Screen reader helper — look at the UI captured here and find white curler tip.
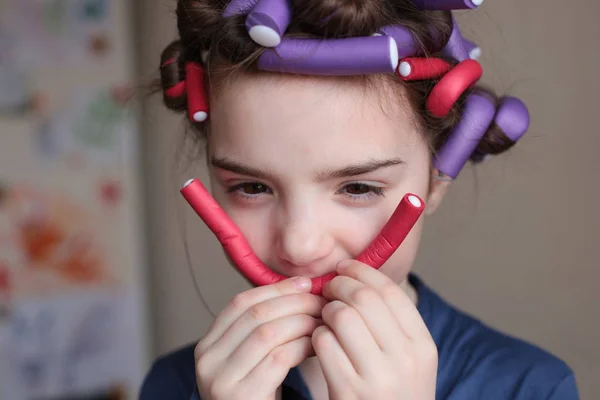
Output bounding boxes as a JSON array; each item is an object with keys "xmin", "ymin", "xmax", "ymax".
[
  {"xmin": 469, "ymin": 47, "xmax": 482, "ymax": 60},
  {"xmin": 408, "ymin": 195, "xmax": 422, "ymax": 208},
  {"xmin": 398, "ymin": 61, "xmax": 412, "ymax": 77},
  {"xmin": 388, "ymin": 37, "xmax": 399, "ymax": 71},
  {"xmin": 248, "ymin": 25, "xmax": 281, "ymax": 47},
  {"xmin": 372, "ymin": 32, "xmax": 383, "ymax": 36},
  {"xmin": 193, "ymin": 111, "xmax": 208, "ymax": 122},
  {"xmin": 183, "ymin": 179, "xmax": 195, "ymax": 188},
  {"xmin": 471, "ymin": 0, "xmax": 484, "ymax": 5},
  {"xmin": 200, "ymin": 51, "xmax": 209, "ymax": 64}
]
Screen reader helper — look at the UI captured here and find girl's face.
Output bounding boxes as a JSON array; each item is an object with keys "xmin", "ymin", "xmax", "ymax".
[{"xmin": 207, "ymin": 73, "xmax": 441, "ymax": 284}]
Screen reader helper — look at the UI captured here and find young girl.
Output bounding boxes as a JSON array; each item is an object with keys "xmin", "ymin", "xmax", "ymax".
[{"xmin": 140, "ymin": 0, "xmax": 579, "ymax": 398}]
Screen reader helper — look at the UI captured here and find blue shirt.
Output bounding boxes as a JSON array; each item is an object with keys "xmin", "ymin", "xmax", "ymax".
[{"xmin": 140, "ymin": 274, "xmax": 579, "ymax": 399}]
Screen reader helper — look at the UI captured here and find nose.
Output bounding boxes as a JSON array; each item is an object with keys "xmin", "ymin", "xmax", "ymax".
[{"xmin": 276, "ymin": 204, "xmax": 334, "ymax": 267}]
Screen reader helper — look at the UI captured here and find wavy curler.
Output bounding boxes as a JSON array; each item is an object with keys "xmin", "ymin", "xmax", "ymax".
[
  {"xmin": 181, "ymin": 178, "xmax": 424, "ymax": 295},
  {"xmin": 426, "ymin": 59, "xmax": 483, "ymax": 117}
]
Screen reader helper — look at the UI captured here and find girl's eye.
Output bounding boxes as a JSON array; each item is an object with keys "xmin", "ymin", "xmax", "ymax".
[
  {"xmin": 340, "ymin": 183, "xmax": 386, "ymax": 200},
  {"xmin": 228, "ymin": 182, "xmax": 272, "ymax": 200}
]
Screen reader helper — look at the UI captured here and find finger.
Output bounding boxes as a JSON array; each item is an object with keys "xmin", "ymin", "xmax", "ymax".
[
  {"xmin": 322, "ymin": 275, "xmax": 405, "ymax": 354},
  {"xmin": 321, "ymin": 300, "xmax": 381, "ymax": 376},
  {"xmin": 222, "ymin": 314, "xmax": 322, "ymax": 382},
  {"xmin": 199, "ymin": 276, "xmax": 312, "ymax": 351},
  {"xmin": 240, "ymin": 336, "xmax": 314, "ymax": 398},
  {"xmin": 209, "ymin": 293, "xmax": 327, "ymax": 361},
  {"xmin": 312, "ymin": 325, "xmax": 357, "ymax": 392},
  {"xmin": 336, "ymin": 260, "xmax": 430, "ymax": 340}
]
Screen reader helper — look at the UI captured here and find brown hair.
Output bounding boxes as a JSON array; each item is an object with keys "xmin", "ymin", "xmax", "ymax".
[{"xmin": 158, "ymin": 0, "xmax": 516, "ymax": 161}]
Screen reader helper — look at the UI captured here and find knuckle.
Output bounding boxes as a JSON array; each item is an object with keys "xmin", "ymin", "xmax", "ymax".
[
  {"xmin": 248, "ymin": 302, "xmax": 269, "ymax": 321},
  {"xmin": 399, "ymin": 354, "xmax": 417, "ymax": 374},
  {"xmin": 269, "ymin": 346, "xmax": 291, "ymax": 368},
  {"xmin": 255, "ymin": 322, "xmax": 276, "ymax": 343},
  {"xmin": 230, "ymin": 292, "xmax": 249, "ymax": 311},
  {"xmin": 351, "ymin": 286, "xmax": 379, "ymax": 306}
]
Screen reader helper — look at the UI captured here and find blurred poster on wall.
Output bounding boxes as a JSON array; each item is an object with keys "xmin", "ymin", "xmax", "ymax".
[
  {"xmin": 0, "ymin": 0, "xmax": 112, "ymax": 68},
  {"xmin": 0, "ymin": 1, "xmax": 149, "ymax": 399}
]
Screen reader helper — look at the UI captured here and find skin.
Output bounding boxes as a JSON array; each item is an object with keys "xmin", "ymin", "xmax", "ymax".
[{"xmin": 194, "ymin": 72, "xmax": 449, "ymax": 400}]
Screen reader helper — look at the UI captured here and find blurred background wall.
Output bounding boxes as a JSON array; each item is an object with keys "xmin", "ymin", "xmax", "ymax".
[
  {"xmin": 0, "ymin": 0, "xmax": 597, "ymax": 399},
  {"xmin": 0, "ymin": 1, "xmax": 150, "ymax": 399}
]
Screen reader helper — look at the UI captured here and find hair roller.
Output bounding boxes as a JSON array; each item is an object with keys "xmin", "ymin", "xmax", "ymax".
[
  {"xmin": 257, "ymin": 36, "xmax": 399, "ymax": 75},
  {"xmin": 409, "ymin": 0, "xmax": 484, "ymax": 10},
  {"xmin": 434, "ymin": 92, "xmax": 496, "ymax": 178},
  {"xmin": 185, "ymin": 63, "xmax": 209, "ymax": 122},
  {"xmin": 441, "ymin": 17, "xmax": 469, "ymax": 61},
  {"xmin": 494, "ymin": 96, "xmax": 530, "ymax": 142},
  {"xmin": 426, "ymin": 59, "xmax": 483, "ymax": 117},
  {"xmin": 246, "ymin": 0, "xmax": 292, "ymax": 47},
  {"xmin": 463, "ymin": 38, "xmax": 481, "ymax": 60},
  {"xmin": 223, "ymin": 0, "xmax": 258, "ymax": 17}
]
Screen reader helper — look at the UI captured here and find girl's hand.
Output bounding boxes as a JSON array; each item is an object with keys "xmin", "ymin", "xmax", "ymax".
[
  {"xmin": 195, "ymin": 277, "xmax": 326, "ymax": 400},
  {"xmin": 313, "ymin": 260, "xmax": 438, "ymax": 400}
]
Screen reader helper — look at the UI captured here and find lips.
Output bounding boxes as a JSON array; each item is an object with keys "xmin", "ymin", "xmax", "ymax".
[{"xmin": 181, "ymin": 178, "xmax": 424, "ymax": 295}]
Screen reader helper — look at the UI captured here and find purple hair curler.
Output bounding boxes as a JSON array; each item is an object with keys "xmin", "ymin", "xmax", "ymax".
[
  {"xmin": 494, "ymin": 96, "xmax": 530, "ymax": 142},
  {"xmin": 246, "ymin": 0, "xmax": 292, "ymax": 47},
  {"xmin": 257, "ymin": 36, "xmax": 399, "ymax": 75},
  {"xmin": 223, "ymin": 0, "xmax": 257, "ymax": 17},
  {"xmin": 442, "ymin": 18, "xmax": 469, "ymax": 61},
  {"xmin": 378, "ymin": 25, "xmax": 418, "ymax": 59},
  {"xmin": 433, "ymin": 92, "xmax": 495, "ymax": 179},
  {"xmin": 410, "ymin": 0, "xmax": 483, "ymax": 10},
  {"xmin": 463, "ymin": 38, "xmax": 482, "ymax": 60}
]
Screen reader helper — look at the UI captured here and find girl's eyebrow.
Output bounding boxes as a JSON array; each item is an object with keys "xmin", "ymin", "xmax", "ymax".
[
  {"xmin": 211, "ymin": 157, "xmax": 404, "ymax": 182},
  {"xmin": 315, "ymin": 158, "xmax": 404, "ymax": 182}
]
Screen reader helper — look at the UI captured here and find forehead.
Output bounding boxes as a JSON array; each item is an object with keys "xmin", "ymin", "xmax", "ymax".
[{"xmin": 209, "ymin": 73, "xmax": 424, "ymax": 164}]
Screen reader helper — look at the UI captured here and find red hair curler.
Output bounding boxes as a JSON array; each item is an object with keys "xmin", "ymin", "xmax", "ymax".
[
  {"xmin": 181, "ymin": 178, "xmax": 424, "ymax": 295},
  {"xmin": 397, "ymin": 57, "xmax": 452, "ymax": 81},
  {"xmin": 426, "ymin": 59, "xmax": 482, "ymax": 118},
  {"xmin": 185, "ymin": 62, "xmax": 209, "ymax": 122}
]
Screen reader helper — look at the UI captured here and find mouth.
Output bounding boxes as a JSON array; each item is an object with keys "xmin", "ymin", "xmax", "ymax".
[{"xmin": 181, "ymin": 178, "xmax": 424, "ymax": 295}]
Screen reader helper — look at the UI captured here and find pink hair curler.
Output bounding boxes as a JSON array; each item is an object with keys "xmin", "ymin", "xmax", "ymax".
[
  {"xmin": 185, "ymin": 63, "xmax": 209, "ymax": 122},
  {"xmin": 180, "ymin": 178, "xmax": 425, "ymax": 295},
  {"xmin": 426, "ymin": 59, "xmax": 482, "ymax": 118},
  {"xmin": 397, "ymin": 57, "xmax": 452, "ymax": 81}
]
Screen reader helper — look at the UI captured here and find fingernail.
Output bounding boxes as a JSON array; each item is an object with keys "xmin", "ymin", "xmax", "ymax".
[
  {"xmin": 336, "ymin": 259, "xmax": 353, "ymax": 271},
  {"xmin": 294, "ymin": 276, "xmax": 311, "ymax": 291}
]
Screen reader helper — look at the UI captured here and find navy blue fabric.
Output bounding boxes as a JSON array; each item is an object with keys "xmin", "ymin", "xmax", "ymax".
[{"xmin": 140, "ymin": 274, "xmax": 579, "ymax": 399}]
